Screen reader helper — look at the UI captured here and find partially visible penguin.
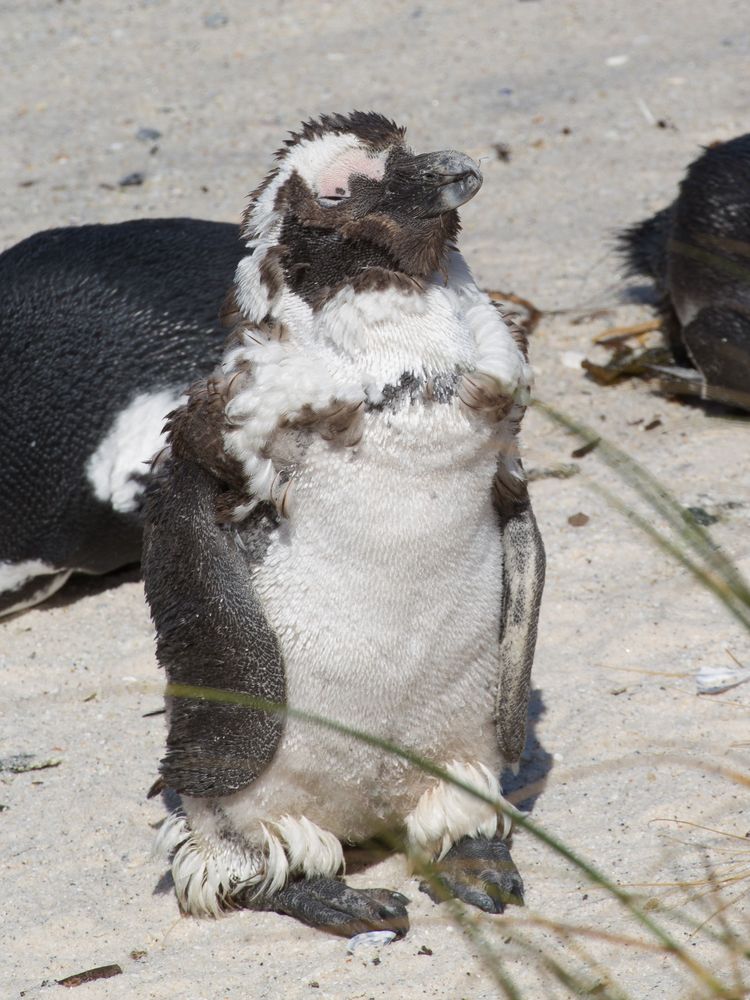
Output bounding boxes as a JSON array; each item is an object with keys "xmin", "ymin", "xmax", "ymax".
[
  {"xmin": 0, "ymin": 218, "xmax": 244, "ymax": 615},
  {"xmin": 620, "ymin": 133, "xmax": 750, "ymax": 410},
  {"xmin": 143, "ymin": 111, "xmax": 545, "ymax": 936}
]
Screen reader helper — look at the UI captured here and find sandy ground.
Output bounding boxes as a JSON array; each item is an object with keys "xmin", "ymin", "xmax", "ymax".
[{"xmin": 2, "ymin": 1, "xmax": 750, "ymax": 997}]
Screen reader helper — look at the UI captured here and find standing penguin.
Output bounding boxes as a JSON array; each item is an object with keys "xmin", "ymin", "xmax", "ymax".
[
  {"xmin": 144, "ymin": 111, "xmax": 545, "ymax": 936},
  {"xmin": 620, "ymin": 134, "xmax": 750, "ymax": 410},
  {"xmin": 0, "ymin": 218, "xmax": 243, "ymax": 615}
]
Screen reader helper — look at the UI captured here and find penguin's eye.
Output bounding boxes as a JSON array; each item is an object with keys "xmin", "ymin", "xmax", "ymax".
[{"xmin": 318, "ymin": 187, "xmax": 350, "ymax": 208}]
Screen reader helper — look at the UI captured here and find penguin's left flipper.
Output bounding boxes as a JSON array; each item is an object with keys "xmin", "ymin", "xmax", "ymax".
[
  {"xmin": 242, "ymin": 877, "xmax": 410, "ymax": 938},
  {"xmin": 419, "ymin": 834, "xmax": 524, "ymax": 913},
  {"xmin": 493, "ymin": 473, "xmax": 546, "ymax": 765},
  {"xmin": 143, "ymin": 455, "xmax": 285, "ymax": 797},
  {"xmin": 681, "ymin": 306, "xmax": 750, "ymax": 411}
]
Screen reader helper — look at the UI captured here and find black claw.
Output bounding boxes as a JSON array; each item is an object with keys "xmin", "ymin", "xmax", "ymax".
[
  {"xmin": 419, "ymin": 835, "xmax": 524, "ymax": 915},
  {"xmin": 245, "ymin": 877, "xmax": 410, "ymax": 938}
]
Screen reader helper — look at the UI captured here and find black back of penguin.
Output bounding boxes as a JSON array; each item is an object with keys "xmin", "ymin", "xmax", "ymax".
[
  {"xmin": 619, "ymin": 134, "xmax": 750, "ymax": 404},
  {"xmin": 0, "ymin": 217, "xmax": 244, "ymax": 605}
]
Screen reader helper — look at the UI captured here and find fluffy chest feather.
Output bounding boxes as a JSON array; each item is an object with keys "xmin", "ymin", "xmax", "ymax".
[
  {"xmin": 251, "ymin": 399, "xmax": 506, "ymax": 719},
  {"xmin": 221, "ymin": 268, "xmax": 527, "ymax": 752}
]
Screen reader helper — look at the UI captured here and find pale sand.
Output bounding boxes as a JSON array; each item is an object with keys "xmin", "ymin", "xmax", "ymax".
[{"xmin": 2, "ymin": 2, "xmax": 749, "ymax": 997}]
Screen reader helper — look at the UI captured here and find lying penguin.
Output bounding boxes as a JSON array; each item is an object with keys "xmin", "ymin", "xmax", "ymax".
[
  {"xmin": 620, "ymin": 133, "xmax": 750, "ymax": 410},
  {"xmin": 0, "ymin": 217, "xmax": 244, "ymax": 615},
  {"xmin": 144, "ymin": 111, "xmax": 545, "ymax": 936}
]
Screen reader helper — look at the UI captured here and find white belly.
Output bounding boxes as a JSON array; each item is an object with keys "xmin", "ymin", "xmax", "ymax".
[{"xmin": 215, "ymin": 399, "xmax": 506, "ymax": 842}]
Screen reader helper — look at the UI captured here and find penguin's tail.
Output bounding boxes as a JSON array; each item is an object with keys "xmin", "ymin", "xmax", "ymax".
[{"xmin": 617, "ymin": 204, "xmax": 674, "ymax": 285}]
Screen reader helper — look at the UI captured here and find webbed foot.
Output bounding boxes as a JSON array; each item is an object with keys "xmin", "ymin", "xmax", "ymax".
[
  {"xmin": 419, "ymin": 835, "xmax": 524, "ymax": 914},
  {"xmin": 244, "ymin": 877, "xmax": 410, "ymax": 937}
]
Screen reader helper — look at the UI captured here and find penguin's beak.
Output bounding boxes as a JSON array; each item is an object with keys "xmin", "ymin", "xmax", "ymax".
[{"xmin": 411, "ymin": 150, "xmax": 483, "ymax": 217}]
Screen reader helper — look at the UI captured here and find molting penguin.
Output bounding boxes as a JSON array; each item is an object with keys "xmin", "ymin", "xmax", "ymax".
[
  {"xmin": 143, "ymin": 111, "xmax": 545, "ymax": 936},
  {"xmin": 620, "ymin": 133, "xmax": 750, "ymax": 411},
  {"xmin": 0, "ymin": 218, "xmax": 244, "ymax": 615}
]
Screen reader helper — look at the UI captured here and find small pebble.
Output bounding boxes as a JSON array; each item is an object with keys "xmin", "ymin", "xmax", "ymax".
[
  {"xmin": 561, "ymin": 350, "xmax": 586, "ymax": 370},
  {"xmin": 695, "ymin": 665, "xmax": 750, "ymax": 695},
  {"xmin": 136, "ymin": 127, "xmax": 161, "ymax": 142},
  {"xmin": 492, "ymin": 142, "xmax": 511, "ymax": 162},
  {"xmin": 204, "ymin": 12, "xmax": 228, "ymax": 28},
  {"xmin": 346, "ymin": 930, "xmax": 397, "ymax": 955},
  {"xmin": 685, "ymin": 506, "xmax": 718, "ymax": 526},
  {"xmin": 568, "ymin": 512, "xmax": 590, "ymax": 527},
  {"xmin": 119, "ymin": 172, "xmax": 145, "ymax": 187}
]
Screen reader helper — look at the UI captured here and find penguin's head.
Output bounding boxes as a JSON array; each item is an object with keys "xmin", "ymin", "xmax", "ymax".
[{"xmin": 240, "ymin": 111, "xmax": 482, "ymax": 308}]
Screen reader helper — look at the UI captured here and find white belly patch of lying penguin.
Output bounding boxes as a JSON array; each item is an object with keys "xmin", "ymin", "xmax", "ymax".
[{"xmin": 86, "ymin": 389, "xmax": 184, "ymax": 514}]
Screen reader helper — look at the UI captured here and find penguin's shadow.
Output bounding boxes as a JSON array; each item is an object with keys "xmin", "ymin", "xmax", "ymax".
[
  {"xmin": 41, "ymin": 563, "xmax": 142, "ymax": 611},
  {"xmin": 619, "ymin": 282, "xmax": 661, "ymax": 307},
  {"xmin": 502, "ymin": 688, "xmax": 553, "ymax": 814}
]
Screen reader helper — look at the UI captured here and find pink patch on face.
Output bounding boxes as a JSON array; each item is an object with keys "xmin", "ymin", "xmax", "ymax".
[{"xmin": 317, "ymin": 149, "xmax": 386, "ymax": 198}]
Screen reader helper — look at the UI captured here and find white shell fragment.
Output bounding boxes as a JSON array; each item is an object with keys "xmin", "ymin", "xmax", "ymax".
[
  {"xmin": 346, "ymin": 930, "xmax": 397, "ymax": 955},
  {"xmin": 695, "ymin": 665, "xmax": 750, "ymax": 695}
]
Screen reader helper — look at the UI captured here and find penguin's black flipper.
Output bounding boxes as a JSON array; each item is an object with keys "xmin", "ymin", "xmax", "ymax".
[
  {"xmin": 143, "ymin": 456, "xmax": 285, "ymax": 798},
  {"xmin": 682, "ymin": 306, "xmax": 750, "ymax": 411},
  {"xmin": 492, "ymin": 473, "xmax": 546, "ymax": 766}
]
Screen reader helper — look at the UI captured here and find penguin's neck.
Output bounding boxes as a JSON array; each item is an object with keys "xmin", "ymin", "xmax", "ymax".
[{"xmin": 234, "ymin": 247, "xmax": 485, "ymax": 387}]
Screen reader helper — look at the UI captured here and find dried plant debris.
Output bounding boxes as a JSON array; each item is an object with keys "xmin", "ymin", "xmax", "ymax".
[
  {"xmin": 527, "ymin": 463, "xmax": 580, "ymax": 482},
  {"xmin": 486, "ymin": 289, "xmax": 543, "ymax": 334},
  {"xmin": 583, "ymin": 333, "xmax": 750, "ymax": 409},
  {"xmin": 571, "ymin": 437, "xmax": 600, "ymax": 459},
  {"xmin": 649, "ymin": 364, "xmax": 750, "ymax": 410},
  {"xmin": 592, "ymin": 319, "xmax": 663, "ymax": 345},
  {"xmin": 0, "ymin": 753, "xmax": 62, "ymax": 774},
  {"xmin": 57, "ymin": 964, "xmax": 123, "ymax": 988},
  {"xmin": 582, "ymin": 344, "xmax": 673, "ymax": 385}
]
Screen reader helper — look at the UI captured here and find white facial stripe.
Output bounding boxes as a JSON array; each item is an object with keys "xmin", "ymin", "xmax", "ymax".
[
  {"xmin": 317, "ymin": 148, "xmax": 386, "ymax": 198},
  {"xmin": 246, "ymin": 133, "xmax": 389, "ymax": 240}
]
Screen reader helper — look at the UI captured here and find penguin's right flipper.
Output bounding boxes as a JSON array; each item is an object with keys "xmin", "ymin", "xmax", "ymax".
[
  {"xmin": 143, "ymin": 456, "xmax": 285, "ymax": 798},
  {"xmin": 242, "ymin": 877, "xmax": 409, "ymax": 938},
  {"xmin": 681, "ymin": 306, "xmax": 750, "ymax": 411},
  {"xmin": 492, "ymin": 473, "xmax": 546, "ymax": 766}
]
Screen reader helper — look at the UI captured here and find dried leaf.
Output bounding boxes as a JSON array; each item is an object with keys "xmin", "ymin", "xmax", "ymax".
[
  {"xmin": 582, "ymin": 345, "xmax": 672, "ymax": 385},
  {"xmin": 57, "ymin": 964, "xmax": 122, "ymax": 988},
  {"xmin": 0, "ymin": 754, "xmax": 62, "ymax": 774}
]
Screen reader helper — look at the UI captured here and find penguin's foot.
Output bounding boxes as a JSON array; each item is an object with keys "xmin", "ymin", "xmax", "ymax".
[
  {"xmin": 419, "ymin": 835, "xmax": 524, "ymax": 914},
  {"xmin": 246, "ymin": 877, "xmax": 410, "ymax": 938}
]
